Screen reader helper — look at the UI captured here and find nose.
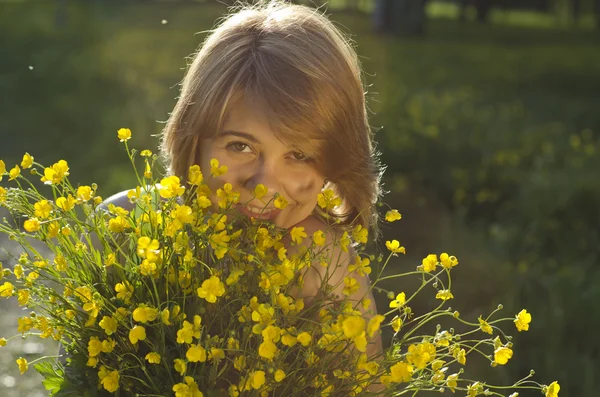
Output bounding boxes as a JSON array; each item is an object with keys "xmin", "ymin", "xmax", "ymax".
[{"xmin": 242, "ymin": 157, "xmax": 282, "ymax": 201}]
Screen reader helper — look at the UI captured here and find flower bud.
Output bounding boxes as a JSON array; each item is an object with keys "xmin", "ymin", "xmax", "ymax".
[
  {"xmin": 453, "ymin": 311, "xmax": 460, "ymax": 318},
  {"xmin": 497, "ymin": 304, "xmax": 503, "ymax": 310}
]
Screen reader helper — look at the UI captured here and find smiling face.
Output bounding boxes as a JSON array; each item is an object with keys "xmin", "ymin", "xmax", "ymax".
[{"xmin": 199, "ymin": 97, "xmax": 326, "ymax": 229}]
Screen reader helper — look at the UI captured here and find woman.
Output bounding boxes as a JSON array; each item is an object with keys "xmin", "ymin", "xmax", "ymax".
[{"xmin": 104, "ymin": 0, "xmax": 385, "ymax": 392}]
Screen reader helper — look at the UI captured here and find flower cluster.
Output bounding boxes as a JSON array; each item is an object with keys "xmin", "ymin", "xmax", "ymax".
[{"xmin": 0, "ymin": 130, "xmax": 558, "ymax": 396}]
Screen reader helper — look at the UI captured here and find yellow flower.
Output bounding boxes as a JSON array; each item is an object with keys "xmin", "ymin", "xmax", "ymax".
[
  {"xmin": 210, "ymin": 158, "xmax": 228, "ymax": 177},
  {"xmin": 478, "ymin": 316, "xmax": 493, "ymax": 334},
  {"xmin": 248, "ymin": 370, "xmax": 266, "ymax": 390},
  {"xmin": 16, "ymin": 357, "xmax": 28, "ymax": 374},
  {"xmin": 514, "ymin": 309, "xmax": 532, "ymax": 332},
  {"xmin": 56, "ymin": 194, "xmax": 76, "ymax": 211},
  {"xmin": 274, "ymin": 194, "xmax": 288, "ymax": 209},
  {"xmin": 209, "ymin": 348, "xmax": 225, "ymax": 362},
  {"xmin": 367, "ymin": 314, "xmax": 385, "ymax": 338},
  {"xmin": 440, "ymin": 253, "xmax": 459, "ymax": 269},
  {"xmin": 115, "ymin": 281, "xmax": 133, "ymax": 303},
  {"xmin": 76, "ymin": 186, "xmax": 93, "ymax": 202},
  {"xmin": 389, "ymin": 361, "xmax": 413, "ymax": 383},
  {"xmin": 17, "ymin": 290, "xmax": 29, "ymax": 306},
  {"xmin": 352, "ymin": 224, "xmax": 368, "ymax": 244},
  {"xmin": 342, "ymin": 277, "xmax": 359, "ymax": 296},
  {"xmin": 290, "ymin": 226, "xmax": 307, "ymax": 244},
  {"xmin": 133, "ymin": 305, "xmax": 158, "ymax": 323},
  {"xmin": 254, "ymin": 184, "xmax": 268, "ymax": 199},
  {"xmin": 187, "ymin": 344, "xmax": 207, "ymax": 362},
  {"xmin": 101, "ymin": 338, "xmax": 116, "ymax": 353},
  {"xmin": 101, "ymin": 369, "xmax": 120, "ymax": 392},
  {"xmin": 21, "ymin": 153, "xmax": 34, "ymax": 169},
  {"xmin": 297, "ymin": 332, "xmax": 312, "ymax": 346},
  {"xmin": 312, "ymin": 230, "xmax": 326, "ymax": 246},
  {"xmin": 342, "ymin": 316, "xmax": 366, "ymax": 339},
  {"xmin": 40, "ymin": 160, "xmax": 69, "ymax": 185},
  {"xmin": 23, "ymin": 218, "xmax": 41, "ymax": 232},
  {"xmin": 188, "ymin": 165, "xmax": 203, "ymax": 185},
  {"xmin": 144, "ymin": 160, "xmax": 152, "ymax": 179},
  {"xmin": 99, "ymin": 316, "xmax": 118, "ymax": 335},
  {"xmin": 0, "ymin": 160, "xmax": 5, "ymax": 180},
  {"xmin": 421, "ymin": 254, "xmax": 438, "ymax": 272},
  {"xmin": 274, "ymin": 369, "xmax": 286, "ymax": 382},
  {"xmin": 0, "ymin": 186, "xmax": 6, "ymax": 203},
  {"xmin": 33, "ymin": 200, "xmax": 52, "ymax": 219},
  {"xmin": 129, "ymin": 325, "xmax": 146, "ymax": 344},
  {"xmin": 386, "ymin": 240, "xmax": 406, "ymax": 254},
  {"xmin": 209, "ymin": 230, "xmax": 230, "ymax": 259},
  {"xmin": 391, "ymin": 316, "xmax": 403, "ymax": 333},
  {"xmin": 545, "ymin": 381, "xmax": 560, "ymax": 397},
  {"xmin": 385, "ymin": 209, "xmax": 402, "ymax": 222},
  {"xmin": 258, "ymin": 340, "xmax": 277, "ymax": 359},
  {"xmin": 317, "ymin": 189, "xmax": 341, "ymax": 211},
  {"xmin": 348, "ymin": 256, "xmax": 371, "ymax": 277},
  {"xmin": 108, "ymin": 216, "xmax": 129, "ymax": 233},
  {"xmin": 174, "ymin": 358, "xmax": 187, "ymax": 376},
  {"xmin": 436, "ymin": 289, "xmax": 454, "ymax": 301},
  {"xmin": 88, "ymin": 337, "xmax": 103, "ymax": 357},
  {"xmin": 2, "ymin": 281, "xmax": 16, "ymax": 297},
  {"xmin": 141, "ymin": 149, "xmax": 153, "ymax": 157},
  {"xmin": 0, "ymin": 338, "xmax": 7, "ymax": 347},
  {"xmin": 407, "ymin": 342, "xmax": 436, "ymax": 369},
  {"xmin": 446, "ymin": 373, "xmax": 459, "ymax": 392},
  {"xmin": 494, "ymin": 346, "xmax": 513, "ymax": 365},
  {"xmin": 389, "ymin": 292, "xmax": 406, "ymax": 308},
  {"xmin": 455, "ymin": 348, "xmax": 466, "ymax": 365},
  {"xmin": 197, "ymin": 276, "xmax": 225, "ymax": 303},
  {"xmin": 117, "ymin": 128, "xmax": 132, "ymax": 142},
  {"xmin": 159, "ymin": 176, "xmax": 185, "ymax": 198},
  {"xmin": 9, "ymin": 165, "xmax": 20, "ymax": 180},
  {"xmin": 145, "ymin": 352, "xmax": 161, "ymax": 364}
]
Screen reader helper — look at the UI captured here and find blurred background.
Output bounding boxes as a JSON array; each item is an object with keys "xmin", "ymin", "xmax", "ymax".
[{"xmin": 1, "ymin": 0, "xmax": 599, "ymax": 396}]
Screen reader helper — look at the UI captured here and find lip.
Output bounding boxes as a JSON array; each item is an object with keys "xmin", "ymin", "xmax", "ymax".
[{"xmin": 236, "ymin": 204, "xmax": 281, "ymax": 220}]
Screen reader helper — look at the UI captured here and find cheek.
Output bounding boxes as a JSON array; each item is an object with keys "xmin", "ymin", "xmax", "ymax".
[{"xmin": 285, "ymin": 172, "xmax": 323, "ymax": 206}]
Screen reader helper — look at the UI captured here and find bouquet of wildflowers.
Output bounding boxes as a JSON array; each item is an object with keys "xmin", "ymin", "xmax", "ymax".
[{"xmin": 0, "ymin": 129, "xmax": 560, "ymax": 397}]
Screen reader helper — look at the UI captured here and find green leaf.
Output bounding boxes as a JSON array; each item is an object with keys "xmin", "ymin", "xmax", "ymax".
[{"xmin": 34, "ymin": 361, "xmax": 64, "ymax": 395}]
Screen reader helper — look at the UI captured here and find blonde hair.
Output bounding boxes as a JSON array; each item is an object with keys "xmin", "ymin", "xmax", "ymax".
[{"xmin": 160, "ymin": 0, "xmax": 382, "ymax": 233}]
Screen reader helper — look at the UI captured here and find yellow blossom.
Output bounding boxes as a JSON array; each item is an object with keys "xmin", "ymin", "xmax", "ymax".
[
  {"xmin": 436, "ymin": 289, "xmax": 454, "ymax": 301},
  {"xmin": 248, "ymin": 370, "xmax": 266, "ymax": 390},
  {"xmin": 385, "ymin": 209, "xmax": 402, "ymax": 222},
  {"xmin": 514, "ymin": 309, "xmax": 532, "ymax": 332},
  {"xmin": 342, "ymin": 276, "xmax": 359, "ymax": 296},
  {"xmin": 16, "ymin": 357, "xmax": 28, "ymax": 374},
  {"xmin": 297, "ymin": 332, "xmax": 312, "ymax": 346},
  {"xmin": 440, "ymin": 253, "xmax": 459, "ymax": 269},
  {"xmin": 9, "ymin": 165, "xmax": 20, "ymax": 180},
  {"xmin": 0, "ymin": 186, "xmax": 6, "ymax": 203},
  {"xmin": 389, "ymin": 361, "xmax": 413, "ymax": 383},
  {"xmin": 56, "ymin": 194, "xmax": 76, "ymax": 211},
  {"xmin": 88, "ymin": 337, "xmax": 103, "ymax": 357},
  {"xmin": 274, "ymin": 194, "xmax": 288, "ymax": 209},
  {"xmin": 159, "ymin": 176, "xmax": 185, "ymax": 198},
  {"xmin": 494, "ymin": 346, "xmax": 513, "ymax": 365},
  {"xmin": 312, "ymin": 230, "xmax": 326, "ymax": 246},
  {"xmin": 197, "ymin": 276, "xmax": 225, "ymax": 303},
  {"xmin": 478, "ymin": 316, "xmax": 493, "ymax": 334},
  {"xmin": 209, "ymin": 348, "xmax": 225, "ymax": 362},
  {"xmin": 392, "ymin": 316, "xmax": 403, "ymax": 332},
  {"xmin": 0, "ymin": 281, "xmax": 15, "ymax": 298},
  {"xmin": 258, "ymin": 340, "xmax": 277, "ymax": 359},
  {"xmin": 421, "ymin": 254, "xmax": 438, "ymax": 272},
  {"xmin": 386, "ymin": 239, "xmax": 406, "ymax": 254},
  {"xmin": 101, "ymin": 369, "xmax": 120, "ymax": 392},
  {"xmin": 455, "ymin": 348, "xmax": 466, "ymax": 365},
  {"xmin": 447, "ymin": 373, "xmax": 459, "ymax": 392},
  {"xmin": 108, "ymin": 216, "xmax": 129, "ymax": 233},
  {"xmin": 545, "ymin": 381, "xmax": 560, "ymax": 397},
  {"xmin": 188, "ymin": 165, "xmax": 203, "ymax": 185},
  {"xmin": 40, "ymin": 160, "xmax": 69, "ymax": 185},
  {"xmin": 407, "ymin": 342, "xmax": 436, "ymax": 369},
  {"xmin": 367, "ymin": 314, "xmax": 385, "ymax": 337},
  {"xmin": 342, "ymin": 316, "xmax": 365, "ymax": 339},
  {"xmin": 209, "ymin": 230, "xmax": 230, "ymax": 259},
  {"xmin": 174, "ymin": 358, "xmax": 187, "ymax": 376},
  {"xmin": 352, "ymin": 224, "xmax": 368, "ymax": 244},
  {"xmin": 389, "ymin": 292, "xmax": 406, "ymax": 308},
  {"xmin": 99, "ymin": 316, "xmax": 118, "ymax": 335},
  {"xmin": 0, "ymin": 338, "xmax": 7, "ymax": 347},
  {"xmin": 317, "ymin": 189, "xmax": 341, "ymax": 211},
  {"xmin": 34, "ymin": 200, "xmax": 52, "ymax": 219},
  {"xmin": 117, "ymin": 128, "xmax": 132, "ymax": 142},
  {"xmin": 348, "ymin": 256, "xmax": 371, "ymax": 277},
  {"xmin": 17, "ymin": 290, "xmax": 29, "ymax": 305},
  {"xmin": 133, "ymin": 305, "xmax": 158, "ymax": 323},
  {"xmin": 210, "ymin": 158, "xmax": 228, "ymax": 177},
  {"xmin": 290, "ymin": 226, "xmax": 307, "ymax": 244},
  {"xmin": 141, "ymin": 149, "xmax": 153, "ymax": 157},
  {"xmin": 23, "ymin": 218, "xmax": 41, "ymax": 232},
  {"xmin": 252, "ymin": 183, "xmax": 267, "ymax": 199},
  {"xmin": 274, "ymin": 369, "xmax": 286, "ymax": 382},
  {"xmin": 187, "ymin": 344, "xmax": 207, "ymax": 362},
  {"xmin": 129, "ymin": 325, "xmax": 146, "ymax": 344},
  {"xmin": 115, "ymin": 281, "xmax": 133, "ymax": 303},
  {"xmin": 0, "ymin": 160, "xmax": 5, "ymax": 180},
  {"xmin": 76, "ymin": 186, "xmax": 93, "ymax": 202},
  {"xmin": 145, "ymin": 352, "xmax": 161, "ymax": 364}
]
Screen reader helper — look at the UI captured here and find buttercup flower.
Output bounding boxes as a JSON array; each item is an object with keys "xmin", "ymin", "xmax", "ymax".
[
  {"xmin": 385, "ymin": 209, "xmax": 402, "ymax": 222},
  {"xmin": 514, "ymin": 309, "xmax": 531, "ymax": 332},
  {"xmin": 117, "ymin": 128, "xmax": 132, "ymax": 142}
]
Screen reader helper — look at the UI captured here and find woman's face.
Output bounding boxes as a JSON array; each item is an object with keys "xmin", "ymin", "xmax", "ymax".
[{"xmin": 199, "ymin": 98, "xmax": 326, "ymax": 229}]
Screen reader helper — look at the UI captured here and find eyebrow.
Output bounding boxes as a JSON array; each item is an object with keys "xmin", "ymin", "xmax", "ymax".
[{"xmin": 219, "ymin": 130, "xmax": 261, "ymax": 144}]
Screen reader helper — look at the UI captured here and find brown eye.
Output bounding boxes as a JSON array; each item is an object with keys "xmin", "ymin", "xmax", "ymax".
[
  {"xmin": 227, "ymin": 142, "xmax": 252, "ymax": 153},
  {"xmin": 291, "ymin": 151, "xmax": 309, "ymax": 162}
]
